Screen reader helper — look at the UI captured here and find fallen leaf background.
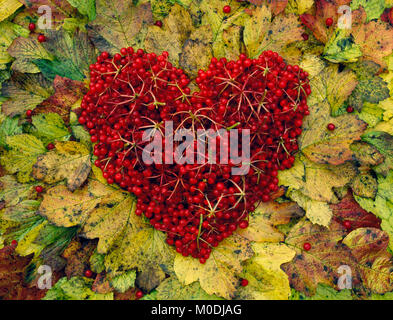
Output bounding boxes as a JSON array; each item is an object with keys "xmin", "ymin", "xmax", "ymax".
[{"xmin": 0, "ymin": 0, "xmax": 392, "ymax": 300}]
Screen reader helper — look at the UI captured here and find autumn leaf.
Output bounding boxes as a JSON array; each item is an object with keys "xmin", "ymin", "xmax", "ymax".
[
  {"xmin": 243, "ymin": 5, "xmax": 303, "ymax": 59},
  {"xmin": 32, "ymin": 141, "xmax": 91, "ymax": 191},
  {"xmin": 145, "ymin": 276, "xmax": 222, "ymax": 300},
  {"xmin": 343, "ymin": 228, "xmax": 393, "ymax": 294},
  {"xmin": 0, "ymin": 21, "xmax": 29, "ymax": 70},
  {"xmin": 145, "ymin": 4, "xmax": 193, "ymax": 65},
  {"xmin": 0, "ymin": 0, "xmax": 23, "ymax": 23},
  {"xmin": 43, "ymin": 277, "xmax": 113, "ymax": 300},
  {"xmin": 331, "ymin": 190, "xmax": 381, "ymax": 229},
  {"xmin": 88, "ymin": 1, "xmax": 153, "ymax": 54},
  {"xmin": 33, "ymin": 28, "xmax": 96, "ymax": 81},
  {"xmin": 362, "ymin": 131, "xmax": 393, "ymax": 176},
  {"xmin": 351, "ymin": 0, "xmax": 386, "ymax": 21},
  {"xmin": 1, "ymin": 134, "xmax": 46, "ymax": 183},
  {"xmin": 34, "ymin": 76, "xmax": 87, "ymax": 124},
  {"xmin": 237, "ymin": 200, "xmax": 304, "ymax": 242},
  {"xmin": 174, "ymin": 234, "xmax": 253, "ymax": 299},
  {"xmin": 31, "ymin": 113, "xmax": 71, "ymax": 145},
  {"xmin": 282, "ymin": 219, "xmax": 363, "ymax": 295},
  {"xmin": 290, "ymin": 284, "xmax": 353, "ymax": 300},
  {"xmin": 1, "ymin": 72, "xmax": 54, "ymax": 117},
  {"xmin": 237, "ymin": 243, "xmax": 295, "ymax": 300}
]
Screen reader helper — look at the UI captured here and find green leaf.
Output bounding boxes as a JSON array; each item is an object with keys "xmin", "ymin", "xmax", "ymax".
[
  {"xmin": 291, "ymin": 284, "xmax": 353, "ymax": 300},
  {"xmin": 351, "ymin": 0, "xmax": 386, "ymax": 22},
  {"xmin": 1, "ymin": 72, "xmax": 54, "ymax": 117},
  {"xmin": 66, "ymin": 0, "xmax": 96, "ymax": 21},
  {"xmin": 34, "ymin": 29, "xmax": 96, "ymax": 81},
  {"xmin": 89, "ymin": 250, "xmax": 105, "ymax": 274},
  {"xmin": 0, "ymin": 20, "xmax": 29, "ymax": 69},
  {"xmin": 43, "ymin": 277, "xmax": 113, "ymax": 300},
  {"xmin": 110, "ymin": 270, "xmax": 136, "ymax": 293},
  {"xmin": 323, "ymin": 30, "xmax": 362, "ymax": 64},
  {"xmin": 31, "ymin": 113, "xmax": 71, "ymax": 145},
  {"xmin": 1, "ymin": 134, "xmax": 46, "ymax": 183},
  {"xmin": 0, "ymin": 116, "xmax": 22, "ymax": 148},
  {"xmin": 362, "ymin": 131, "xmax": 393, "ymax": 176}
]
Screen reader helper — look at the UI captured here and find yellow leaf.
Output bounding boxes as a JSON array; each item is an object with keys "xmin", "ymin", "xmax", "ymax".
[
  {"xmin": 174, "ymin": 234, "xmax": 253, "ymax": 299},
  {"xmin": 38, "ymin": 184, "xmax": 102, "ymax": 228},
  {"xmin": 237, "ymin": 243, "xmax": 295, "ymax": 300},
  {"xmin": 0, "ymin": 0, "xmax": 22, "ymax": 22},
  {"xmin": 279, "ymin": 155, "xmax": 357, "ymax": 202},
  {"xmin": 2, "ymin": 134, "xmax": 46, "ymax": 183},
  {"xmin": 32, "ymin": 141, "xmax": 91, "ymax": 191},
  {"xmin": 243, "ymin": 6, "xmax": 303, "ymax": 58},
  {"xmin": 286, "ymin": 0, "xmax": 314, "ymax": 14},
  {"xmin": 288, "ymin": 189, "xmax": 333, "ymax": 227},
  {"xmin": 145, "ymin": 4, "xmax": 193, "ymax": 65},
  {"xmin": 237, "ymin": 201, "xmax": 304, "ymax": 242}
]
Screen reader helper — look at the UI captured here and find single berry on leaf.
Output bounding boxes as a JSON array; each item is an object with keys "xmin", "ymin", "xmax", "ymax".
[
  {"xmin": 11, "ymin": 240, "xmax": 18, "ymax": 247},
  {"xmin": 84, "ymin": 270, "xmax": 93, "ymax": 278},
  {"xmin": 154, "ymin": 20, "xmax": 163, "ymax": 27},
  {"xmin": 223, "ymin": 5, "xmax": 231, "ymax": 13},
  {"xmin": 136, "ymin": 290, "xmax": 144, "ymax": 299},
  {"xmin": 37, "ymin": 34, "xmax": 46, "ymax": 42},
  {"xmin": 47, "ymin": 143, "xmax": 55, "ymax": 150},
  {"xmin": 327, "ymin": 123, "xmax": 335, "ymax": 131},
  {"xmin": 346, "ymin": 106, "xmax": 354, "ymax": 113},
  {"xmin": 240, "ymin": 279, "xmax": 249, "ymax": 287},
  {"xmin": 35, "ymin": 185, "xmax": 44, "ymax": 193},
  {"xmin": 26, "ymin": 109, "xmax": 33, "ymax": 117},
  {"xmin": 28, "ymin": 22, "xmax": 36, "ymax": 31},
  {"xmin": 303, "ymin": 242, "xmax": 311, "ymax": 251},
  {"xmin": 343, "ymin": 220, "xmax": 351, "ymax": 230},
  {"xmin": 302, "ymin": 33, "xmax": 309, "ymax": 40},
  {"xmin": 326, "ymin": 17, "xmax": 333, "ymax": 27}
]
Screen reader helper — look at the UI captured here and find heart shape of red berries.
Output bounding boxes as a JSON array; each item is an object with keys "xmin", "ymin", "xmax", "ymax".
[{"xmin": 80, "ymin": 48, "xmax": 311, "ymax": 263}]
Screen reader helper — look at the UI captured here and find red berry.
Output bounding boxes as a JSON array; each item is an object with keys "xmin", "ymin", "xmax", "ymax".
[
  {"xmin": 325, "ymin": 18, "xmax": 333, "ymax": 27},
  {"xmin": 28, "ymin": 22, "xmax": 36, "ymax": 32},
  {"xmin": 240, "ymin": 279, "xmax": 249, "ymax": 287},
  {"xmin": 84, "ymin": 270, "xmax": 93, "ymax": 278},
  {"xmin": 37, "ymin": 34, "xmax": 46, "ymax": 43},
  {"xmin": 303, "ymin": 242, "xmax": 311, "ymax": 251},
  {"xmin": 11, "ymin": 240, "xmax": 18, "ymax": 247},
  {"xmin": 154, "ymin": 20, "xmax": 163, "ymax": 27},
  {"xmin": 135, "ymin": 290, "xmax": 144, "ymax": 299},
  {"xmin": 35, "ymin": 185, "xmax": 44, "ymax": 193},
  {"xmin": 26, "ymin": 109, "xmax": 33, "ymax": 117},
  {"xmin": 389, "ymin": 8, "xmax": 393, "ymax": 25},
  {"xmin": 346, "ymin": 106, "xmax": 354, "ymax": 113},
  {"xmin": 327, "ymin": 123, "xmax": 335, "ymax": 131},
  {"xmin": 47, "ymin": 143, "xmax": 55, "ymax": 150},
  {"xmin": 302, "ymin": 33, "xmax": 309, "ymax": 41},
  {"xmin": 223, "ymin": 5, "xmax": 231, "ymax": 14},
  {"xmin": 343, "ymin": 220, "xmax": 351, "ymax": 230},
  {"xmin": 239, "ymin": 220, "xmax": 249, "ymax": 229}
]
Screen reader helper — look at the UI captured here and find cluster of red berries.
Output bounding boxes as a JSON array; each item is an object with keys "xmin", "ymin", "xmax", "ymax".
[
  {"xmin": 27, "ymin": 22, "xmax": 46, "ymax": 43},
  {"xmin": 79, "ymin": 48, "xmax": 311, "ymax": 263}
]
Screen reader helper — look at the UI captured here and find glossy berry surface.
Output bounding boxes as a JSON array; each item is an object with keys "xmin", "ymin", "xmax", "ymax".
[
  {"xmin": 327, "ymin": 123, "xmax": 335, "ymax": 131},
  {"xmin": 303, "ymin": 242, "xmax": 311, "ymax": 251},
  {"xmin": 223, "ymin": 5, "xmax": 231, "ymax": 13},
  {"xmin": 346, "ymin": 106, "xmax": 354, "ymax": 113},
  {"xmin": 28, "ymin": 22, "xmax": 36, "ymax": 31},
  {"xmin": 154, "ymin": 20, "xmax": 163, "ymax": 27},
  {"xmin": 35, "ymin": 185, "xmax": 44, "ymax": 193},
  {"xmin": 325, "ymin": 17, "xmax": 333, "ymax": 26},
  {"xmin": 84, "ymin": 270, "xmax": 93, "ymax": 278},
  {"xmin": 47, "ymin": 143, "xmax": 55, "ymax": 150},
  {"xmin": 136, "ymin": 290, "xmax": 144, "ymax": 299},
  {"xmin": 240, "ymin": 279, "xmax": 249, "ymax": 287},
  {"xmin": 38, "ymin": 34, "xmax": 46, "ymax": 42}
]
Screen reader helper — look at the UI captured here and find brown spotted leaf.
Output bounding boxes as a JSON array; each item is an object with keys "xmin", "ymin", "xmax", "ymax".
[
  {"xmin": 282, "ymin": 219, "xmax": 363, "ymax": 296},
  {"xmin": 32, "ymin": 141, "xmax": 91, "ymax": 191}
]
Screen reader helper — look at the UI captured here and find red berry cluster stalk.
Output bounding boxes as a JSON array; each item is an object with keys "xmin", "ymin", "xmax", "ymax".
[{"xmin": 80, "ymin": 48, "xmax": 311, "ymax": 263}]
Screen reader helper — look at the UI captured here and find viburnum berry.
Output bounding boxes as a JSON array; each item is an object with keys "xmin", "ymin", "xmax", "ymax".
[
  {"xmin": 80, "ymin": 48, "xmax": 311, "ymax": 263},
  {"xmin": 302, "ymin": 33, "xmax": 309, "ymax": 41},
  {"xmin": 346, "ymin": 106, "xmax": 354, "ymax": 113},
  {"xmin": 84, "ymin": 270, "xmax": 93, "ymax": 278},
  {"xmin": 26, "ymin": 109, "xmax": 33, "ymax": 117},
  {"xmin": 47, "ymin": 143, "xmax": 55, "ymax": 150},
  {"xmin": 135, "ymin": 290, "xmax": 144, "ymax": 299},
  {"xmin": 35, "ymin": 185, "xmax": 44, "ymax": 193},
  {"xmin": 37, "ymin": 34, "xmax": 46, "ymax": 42},
  {"xmin": 28, "ymin": 22, "xmax": 36, "ymax": 32},
  {"xmin": 223, "ymin": 5, "xmax": 231, "ymax": 13},
  {"xmin": 327, "ymin": 123, "xmax": 335, "ymax": 131},
  {"xmin": 303, "ymin": 242, "xmax": 311, "ymax": 251},
  {"xmin": 343, "ymin": 220, "xmax": 351, "ymax": 230},
  {"xmin": 154, "ymin": 20, "xmax": 163, "ymax": 27},
  {"xmin": 240, "ymin": 279, "xmax": 249, "ymax": 287},
  {"xmin": 11, "ymin": 240, "xmax": 18, "ymax": 247},
  {"xmin": 389, "ymin": 8, "xmax": 393, "ymax": 25},
  {"xmin": 325, "ymin": 17, "xmax": 333, "ymax": 27}
]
